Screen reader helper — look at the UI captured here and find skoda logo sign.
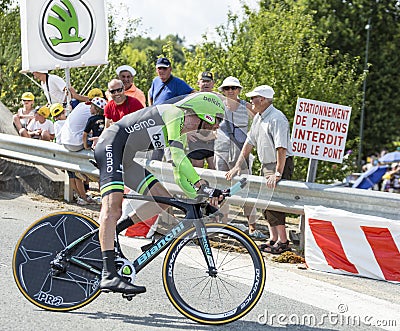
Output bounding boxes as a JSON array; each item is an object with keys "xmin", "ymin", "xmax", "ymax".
[{"xmin": 39, "ymin": 0, "xmax": 95, "ymax": 61}]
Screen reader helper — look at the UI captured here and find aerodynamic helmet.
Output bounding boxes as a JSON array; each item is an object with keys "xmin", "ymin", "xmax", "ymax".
[{"xmin": 174, "ymin": 92, "xmax": 224, "ymax": 125}]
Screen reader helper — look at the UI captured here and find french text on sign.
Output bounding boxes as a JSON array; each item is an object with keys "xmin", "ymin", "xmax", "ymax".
[{"xmin": 291, "ymin": 98, "xmax": 351, "ymax": 163}]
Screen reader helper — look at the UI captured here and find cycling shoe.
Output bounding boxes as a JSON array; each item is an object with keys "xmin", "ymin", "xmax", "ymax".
[{"xmin": 100, "ymin": 274, "xmax": 146, "ymax": 294}]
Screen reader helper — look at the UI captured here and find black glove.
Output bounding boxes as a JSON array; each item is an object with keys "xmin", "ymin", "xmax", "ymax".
[{"xmin": 198, "ymin": 184, "xmax": 223, "ymax": 198}]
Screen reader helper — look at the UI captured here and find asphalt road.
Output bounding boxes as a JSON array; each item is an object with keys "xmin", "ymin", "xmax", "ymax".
[{"xmin": 1, "ymin": 192, "xmax": 399, "ymax": 331}]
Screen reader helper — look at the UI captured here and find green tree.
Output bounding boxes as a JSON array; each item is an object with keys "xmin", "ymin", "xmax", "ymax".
[
  {"xmin": 300, "ymin": 0, "xmax": 400, "ymax": 157},
  {"xmin": 0, "ymin": 5, "xmax": 35, "ymax": 110},
  {"xmin": 182, "ymin": 0, "xmax": 362, "ymax": 182}
]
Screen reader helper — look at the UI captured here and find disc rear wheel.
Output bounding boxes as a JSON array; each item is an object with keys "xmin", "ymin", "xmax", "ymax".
[{"xmin": 13, "ymin": 212, "xmax": 102, "ymax": 311}]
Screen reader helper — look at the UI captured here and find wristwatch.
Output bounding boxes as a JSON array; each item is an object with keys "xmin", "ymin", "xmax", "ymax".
[{"xmin": 274, "ymin": 171, "xmax": 282, "ymax": 177}]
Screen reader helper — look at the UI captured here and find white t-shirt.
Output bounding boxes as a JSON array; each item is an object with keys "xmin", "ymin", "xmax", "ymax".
[
  {"xmin": 17, "ymin": 107, "xmax": 35, "ymax": 128},
  {"xmin": 41, "ymin": 74, "xmax": 66, "ymax": 104},
  {"xmin": 27, "ymin": 119, "xmax": 55, "ymax": 134},
  {"xmin": 54, "ymin": 120, "xmax": 66, "ymax": 144},
  {"xmin": 60, "ymin": 102, "xmax": 91, "ymax": 146}
]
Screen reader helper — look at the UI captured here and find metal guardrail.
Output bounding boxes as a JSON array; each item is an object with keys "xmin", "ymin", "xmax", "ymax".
[{"xmin": 1, "ymin": 133, "xmax": 399, "ymax": 220}]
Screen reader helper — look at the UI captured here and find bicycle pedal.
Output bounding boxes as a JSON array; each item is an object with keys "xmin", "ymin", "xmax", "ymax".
[{"xmin": 122, "ymin": 293, "xmax": 136, "ymax": 301}]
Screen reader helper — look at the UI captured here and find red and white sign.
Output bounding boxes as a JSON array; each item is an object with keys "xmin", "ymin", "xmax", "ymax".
[
  {"xmin": 291, "ymin": 98, "xmax": 352, "ymax": 163},
  {"xmin": 304, "ymin": 206, "xmax": 400, "ymax": 283}
]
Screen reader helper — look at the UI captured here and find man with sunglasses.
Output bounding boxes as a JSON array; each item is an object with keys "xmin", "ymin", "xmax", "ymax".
[{"xmin": 104, "ymin": 79, "xmax": 144, "ymax": 128}]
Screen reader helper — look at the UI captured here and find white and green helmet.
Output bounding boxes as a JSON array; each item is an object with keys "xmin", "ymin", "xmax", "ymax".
[{"xmin": 174, "ymin": 92, "xmax": 224, "ymax": 124}]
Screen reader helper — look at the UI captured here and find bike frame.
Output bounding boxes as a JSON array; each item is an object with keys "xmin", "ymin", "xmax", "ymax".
[{"xmin": 62, "ymin": 194, "xmax": 218, "ymax": 276}]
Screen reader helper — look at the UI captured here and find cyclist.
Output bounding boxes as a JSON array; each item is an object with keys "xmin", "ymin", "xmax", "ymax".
[{"xmin": 94, "ymin": 92, "xmax": 225, "ymax": 294}]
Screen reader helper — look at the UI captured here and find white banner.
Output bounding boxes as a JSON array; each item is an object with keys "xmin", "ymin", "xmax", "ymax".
[
  {"xmin": 291, "ymin": 98, "xmax": 351, "ymax": 163},
  {"xmin": 20, "ymin": 0, "xmax": 108, "ymax": 72},
  {"xmin": 304, "ymin": 205, "xmax": 400, "ymax": 283}
]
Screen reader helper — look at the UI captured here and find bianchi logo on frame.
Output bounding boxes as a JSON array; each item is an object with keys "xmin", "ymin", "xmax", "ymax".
[{"xmin": 39, "ymin": 0, "xmax": 96, "ymax": 61}]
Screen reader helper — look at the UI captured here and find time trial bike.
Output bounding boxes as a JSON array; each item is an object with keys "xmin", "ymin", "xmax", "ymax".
[{"xmin": 13, "ymin": 178, "xmax": 266, "ymax": 325}]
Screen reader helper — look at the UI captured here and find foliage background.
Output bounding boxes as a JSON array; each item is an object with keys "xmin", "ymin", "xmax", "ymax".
[{"xmin": 1, "ymin": 0, "xmax": 399, "ymax": 183}]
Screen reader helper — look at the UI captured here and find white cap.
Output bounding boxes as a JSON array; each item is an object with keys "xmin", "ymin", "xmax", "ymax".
[
  {"xmin": 245, "ymin": 85, "xmax": 275, "ymax": 98},
  {"xmin": 116, "ymin": 65, "xmax": 136, "ymax": 77},
  {"xmin": 218, "ymin": 76, "xmax": 243, "ymax": 91}
]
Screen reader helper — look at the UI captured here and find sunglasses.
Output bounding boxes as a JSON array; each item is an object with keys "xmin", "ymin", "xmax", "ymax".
[
  {"xmin": 222, "ymin": 86, "xmax": 239, "ymax": 91},
  {"xmin": 110, "ymin": 87, "xmax": 124, "ymax": 95}
]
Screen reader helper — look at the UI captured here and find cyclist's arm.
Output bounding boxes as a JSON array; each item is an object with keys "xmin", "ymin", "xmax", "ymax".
[{"xmin": 162, "ymin": 106, "xmax": 201, "ymax": 198}]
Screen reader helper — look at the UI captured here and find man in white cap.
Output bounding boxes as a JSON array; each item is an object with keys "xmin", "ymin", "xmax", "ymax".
[
  {"xmin": 226, "ymin": 85, "xmax": 294, "ymax": 255},
  {"xmin": 114, "ymin": 65, "xmax": 146, "ymax": 107}
]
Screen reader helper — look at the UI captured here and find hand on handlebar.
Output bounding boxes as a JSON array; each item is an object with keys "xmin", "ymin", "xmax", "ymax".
[{"xmin": 197, "ymin": 184, "xmax": 225, "ymax": 206}]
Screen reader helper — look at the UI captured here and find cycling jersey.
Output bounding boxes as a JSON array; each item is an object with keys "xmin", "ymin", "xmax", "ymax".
[{"xmin": 94, "ymin": 104, "xmax": 201, "ymax": 198}]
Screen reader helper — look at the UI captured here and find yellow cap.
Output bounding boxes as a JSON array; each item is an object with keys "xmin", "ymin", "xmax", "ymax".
[
  {"xmin": 21, "ymin": 92, "xmax": 35, "ymax": 101},
  {"xmin": 88, "ymin": 88, "xmax": 103, "ymax": 99},
  {"xmin": 35, "ymin": 106, "xmax": 50, "ymax": 118},
  {"xmin": 50, "ymin": 103, "xmax": 64, "ymax": 117}
]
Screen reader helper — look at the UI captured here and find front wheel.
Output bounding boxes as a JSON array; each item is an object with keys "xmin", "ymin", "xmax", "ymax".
[
  {"xmin": 13, "ymin": 212, "xmax": 102, "ymax": 311},
  {"xmin": 162, "ymin": 223, "xmax": 266, "ymax": 325}
]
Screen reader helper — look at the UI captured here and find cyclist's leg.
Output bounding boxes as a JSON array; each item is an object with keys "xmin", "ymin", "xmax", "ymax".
[{"xmin": 95, "ymin": 128, "xmax": 146, "ymax": 294}]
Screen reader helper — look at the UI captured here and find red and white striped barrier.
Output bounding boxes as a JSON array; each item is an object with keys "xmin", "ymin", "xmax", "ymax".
[{"xmin": 304, "ymin": 206, "xmax": 400, "ymax": 283}]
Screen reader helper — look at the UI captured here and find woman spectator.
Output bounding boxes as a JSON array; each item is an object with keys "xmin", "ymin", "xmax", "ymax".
[{"xmin": 214, "ymin": 76, "xmax": 265, "ymax": 239}]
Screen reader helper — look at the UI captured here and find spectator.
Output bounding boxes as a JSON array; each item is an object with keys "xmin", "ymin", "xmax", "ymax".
[
  {"xmin": 105, "ymin": 65, "xmax": 146, "ymax": 107},
  {"xmin": 215, "ymin": 76, "xmax": 256, "ymax": 171},
  {"xmin": 148, "ymin": 57, "xmax": 194, "ymax": 161},
  {"xmin": 362, "ymin": 154, "xmax": 378, "ymax": 172},
  {"xmin": 104, "ymin": 79, "xmax": 143, "ymax": 128},
  {"xmin": 382, "ymin": 163, "xmax": 400, "ymax": 193},
  {"xmin": 61, "ymin": 88, "xmax": 104, "ymax": 151},
  {"xmin": 187, "ymin": 71, "xmax": 218, "ymax": 169},
  {"xmin": 19, "ymin": 106, "xmax": 54, "ymax": 141},
  {"xmin": 49, "ymin": 103, "xmax": 67, "ymax": 144},
  {"xmin": 148, "ymin": 57, "xmax": 194, "ymax": 106},
  {"xmin": 83, "ymin": 97, "xmax": 106, "ymax": 150},
  {"xmin": 214, "ymin": 76, "xmax": 263, "ymax": 239},
  {"xmin": 69, "ymin": 87, "xmax": 104, "ymax": 105},
  {"xmin": 32, "ymin": 71, "xmax": 66, "ymax": 105},
  {"xmin": 49, "ymin": 102, "xmax": 93, "ymax": 205},
  {"xmin": 226, "ymin": 85, "xmax": 294, "ymax": 254},
  {"xmin": 13, "ymin": 92, "xmax": 35, "ymax": 134}
]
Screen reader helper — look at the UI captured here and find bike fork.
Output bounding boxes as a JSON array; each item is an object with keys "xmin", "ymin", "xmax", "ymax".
[{"xmin": 194, "ymin": 221, "xmax": 218, "ymax": 277}]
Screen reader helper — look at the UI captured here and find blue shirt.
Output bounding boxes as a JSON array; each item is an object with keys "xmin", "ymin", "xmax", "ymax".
[{"xmin": 149, "ymin": 75, "xmax": 193, "ymax": 105}]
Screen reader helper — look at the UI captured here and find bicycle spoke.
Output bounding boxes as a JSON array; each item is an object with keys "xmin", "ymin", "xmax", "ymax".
[{"xmin": 163, "ymin": 224, "xmax": 265, "ymax": 324}]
